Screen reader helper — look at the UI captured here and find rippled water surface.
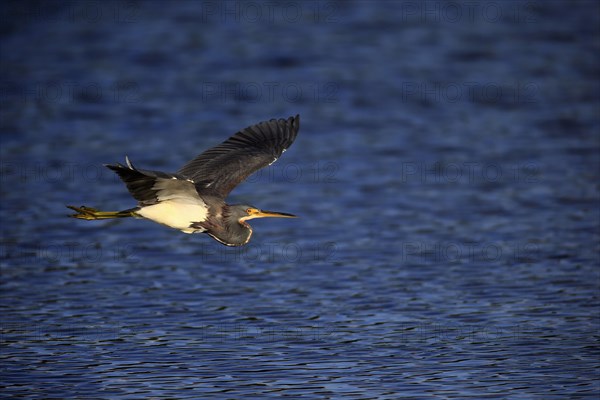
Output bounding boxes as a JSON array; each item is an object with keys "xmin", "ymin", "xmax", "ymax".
[{"xmin": 1, "ymin": 1, "xmax": 599, "ymax": 398}]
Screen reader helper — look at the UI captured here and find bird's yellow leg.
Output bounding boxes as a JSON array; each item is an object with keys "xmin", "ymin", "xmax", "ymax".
[{"xmin": 67, "ymin": 205, "xmax": 137, "ymax": 220}]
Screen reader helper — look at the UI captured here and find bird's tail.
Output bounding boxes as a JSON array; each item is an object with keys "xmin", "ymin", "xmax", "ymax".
[{"xmin": 66, "ymin": 205, "xmax": 138, "ymax": 220}]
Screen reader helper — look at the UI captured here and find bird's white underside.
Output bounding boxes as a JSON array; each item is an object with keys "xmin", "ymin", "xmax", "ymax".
[
  {"xmin": 136, "ymin": 179, "xmax": 208, "ymax": 233},
  {"xmin": 137, "ymin": 200, "xmax": 208, "ymax": 233}
]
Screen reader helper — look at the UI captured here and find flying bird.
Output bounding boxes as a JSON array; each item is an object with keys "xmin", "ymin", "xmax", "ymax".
[{"xmin": 67, "ymin": 115, "xmax": 300, "ymax": 246}]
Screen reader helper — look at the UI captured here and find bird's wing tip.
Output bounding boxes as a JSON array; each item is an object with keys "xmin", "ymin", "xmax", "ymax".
[{"xmin": 290, "ymin": 114, "xmax": 300, "ymax": 129}]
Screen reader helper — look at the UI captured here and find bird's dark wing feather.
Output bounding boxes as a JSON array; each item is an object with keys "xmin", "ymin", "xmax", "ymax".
[
  {"xmin": 177, "ymin": 115, "xmax": 300, "ymax": 198},
  {"xmin": 106, "ymin": 157, "xmax": 198, "ymax": 206}
]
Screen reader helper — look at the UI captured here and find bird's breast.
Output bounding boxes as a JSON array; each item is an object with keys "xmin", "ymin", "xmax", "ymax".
[{"xmin": 136, "ymin": 199, "xmax": 208, "ymax": 233}]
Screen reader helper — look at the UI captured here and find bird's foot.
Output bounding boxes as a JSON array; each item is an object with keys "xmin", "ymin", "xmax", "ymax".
[
  {"xmin": 67, "ymin": 205, "xmax": 136, "ymax": 220},
  {"xmin": 67, "ymin": 205, "xmax": 101, "ymax": 220}
]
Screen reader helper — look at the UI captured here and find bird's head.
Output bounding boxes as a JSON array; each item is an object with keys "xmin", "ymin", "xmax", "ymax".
[
  {"xmin": 215, "ymin": 205, "xmax": 297, "ymax": 246},
  {"xmin": 231, "ymin": 204, "xmax": 297, "ymax": 227}
]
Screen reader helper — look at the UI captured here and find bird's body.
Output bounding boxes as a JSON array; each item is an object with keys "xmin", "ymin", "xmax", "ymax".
[
  {"xmin": 68, "ymin": 115, "xmax": 300, "ymax": 246},
  {"xmin": 135, "ymin": 195, "xmax": 211, "ymax": 234}
]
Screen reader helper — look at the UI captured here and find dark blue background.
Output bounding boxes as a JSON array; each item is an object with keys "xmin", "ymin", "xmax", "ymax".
[{"xmin": 1, "ymin": 0, "xmax": 599, "ymax": 397}]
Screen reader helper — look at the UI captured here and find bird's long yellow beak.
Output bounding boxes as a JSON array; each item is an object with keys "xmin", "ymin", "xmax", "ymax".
[
  {"xmin": 245, "ymin": 208, "xmax": 297, "ymax": 220},
  {"xmin": 257, "ymin": 209, "xmax": 297, "ymax": 218}
]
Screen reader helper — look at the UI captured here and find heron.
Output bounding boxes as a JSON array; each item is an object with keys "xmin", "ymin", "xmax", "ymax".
[{"xmin": 67, "ymin": 115, "xmax": 300, "ymax": 246}]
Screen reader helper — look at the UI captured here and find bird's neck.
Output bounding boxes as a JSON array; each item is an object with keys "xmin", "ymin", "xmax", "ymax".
[{"xmin": 222, "ymin": 207, "xmax": 253, "ymax": 246}]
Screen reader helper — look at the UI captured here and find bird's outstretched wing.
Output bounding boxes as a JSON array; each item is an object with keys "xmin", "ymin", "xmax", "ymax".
[{"xmin": 177, "ymin": 115, "xmax": 300, "ymax": 198}]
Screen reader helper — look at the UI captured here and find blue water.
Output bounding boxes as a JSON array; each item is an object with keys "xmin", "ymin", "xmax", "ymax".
[{"xmin": 1, "ymin": 1, "xmax": 599, "ymax": 398}]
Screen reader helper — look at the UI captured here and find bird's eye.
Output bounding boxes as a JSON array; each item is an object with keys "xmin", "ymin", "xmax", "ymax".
[{"xmin": 246, "ymin": 208, "xmax": 252, "ymax": 213}]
